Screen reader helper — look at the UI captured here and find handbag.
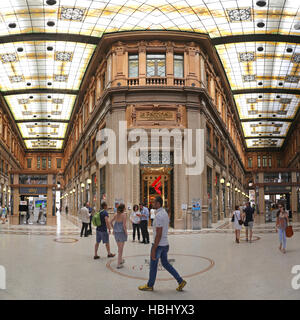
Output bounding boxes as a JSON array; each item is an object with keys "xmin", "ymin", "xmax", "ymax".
[
  {"xmin": 232, "ymin": 211, "xmax": 243, "ymax": 225},
  {"xmin": 286, "ymin": 225, "xmax": 293, "ymax": 238}
]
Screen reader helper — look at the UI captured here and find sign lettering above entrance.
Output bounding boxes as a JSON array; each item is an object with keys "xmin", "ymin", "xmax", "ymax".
[
  {"xmin": 20, "ymin": 187, "xmax": 47, "ymax": 195},
  {"xmin": 138, "ymin": 111, "xmax": 174, "ymax": 121}
]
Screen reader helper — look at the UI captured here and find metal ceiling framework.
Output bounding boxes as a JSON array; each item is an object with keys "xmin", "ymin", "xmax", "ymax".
[{"xmin": 0, "ymin": 0, "xmax": 299, "ymax": 150}]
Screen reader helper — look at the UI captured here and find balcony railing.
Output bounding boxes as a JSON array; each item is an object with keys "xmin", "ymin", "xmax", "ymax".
[
  {"xmin": 127, "ymin": 77, "xmax": 186, "ymax": 86},
  {"xmin": 174, "ymin": 78, "xmax": 185, "ymax": 86},
  {"xmin": 127, "ymin": 78, "xmax": 139, "ymax": 86},
  {"xmin": 146, "ymin": 77, "xmax": 167, "ymax": 85}
]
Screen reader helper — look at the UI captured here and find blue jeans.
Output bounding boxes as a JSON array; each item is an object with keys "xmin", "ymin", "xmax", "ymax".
[
  {"xmin": 278, "ymin": 228, "xmax": 286, "ymax": 249},
  {"xmin": 147, "ymin": 245, "xmax": 183, "ymax": 287}
]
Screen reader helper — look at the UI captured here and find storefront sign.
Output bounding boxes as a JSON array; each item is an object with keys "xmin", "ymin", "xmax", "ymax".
[
  {"xmin": 137, "ymin": 111, "xmax": 174, "ymax": 121},
  {"xmin": 19, "ymin": 187, "xmax": 47, "ymax": 195},
  {"xmin": 264, "ymin": 186, "xmax": 291, "ymax": 193}
]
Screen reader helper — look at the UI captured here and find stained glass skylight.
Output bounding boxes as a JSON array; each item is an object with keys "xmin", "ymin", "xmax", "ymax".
[{"xmin": 0, "ymin": 0, "xmax": 299, "ymax": 149}]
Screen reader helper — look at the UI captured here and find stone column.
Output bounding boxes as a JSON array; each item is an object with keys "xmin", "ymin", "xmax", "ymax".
[
  {"xmin": 199, "ymin": 110, "xmax": 208, "ymax": 228},
  {"xmin": 96, "ymin": 164, "xmax": 101, "ymax": 211},
  {"xmin": 291, "ymin": 171, "xmax": 297, "ymax": 218},
  {"xmin": 47, "ymin": 174, "xmax": 55, "ymax": 225},
  {"xmin": 258, "ymin": 172, "xmax": 265, "ymax": 215},
  {"xmin": 113, "ymin": 42, "xmax": 127, "ymax": 86},
  {"xmin": 220, "ymin": 180, "xmax": 224, "ymax": 220},
  {"xmin": 106, "ymin": 108, "xmax": 128, "ymax": 211},
  {"xmin": 185, "ymin": 108, "xmax": 203, "ymax": 228},
  {"xmin": 185, "ymin": 43, "xmax": 198, "ymax": 87},
  {"xmin": 211, "ymin": 164, "xmax": 217, "ymax": 223},
  {"xmin": 173, "ymin": 161, "xmax": 188, "ymax": 229},
  {"xmin": 199, "ymin": 54, "xmax": 206, "ymax": 88},
  {"xmin": 166, "ymin": 43, "xmax": 174, "ymax": 86},
  {"xmin": 11, "ymin": 173, "xmax": 19, "ymax": 225},
  {"xmin": 138, "ymin": 42, "xmax": 146, "ymax": 85}
]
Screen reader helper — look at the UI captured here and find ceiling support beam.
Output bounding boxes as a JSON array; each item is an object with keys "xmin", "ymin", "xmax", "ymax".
[
  {"xmin": 241, "ymin": 118, "xmax": 293, "ymax": 122},
  {"xmin": 232, "ymin": 88, "xmax": 300, "ymax": 95},
  {"xmin": 16, "ymin": 119, "xmax": 69, "ymax": 123},
  {"xmin": 244, "ymin": 136, "xmax": 285, "ymax": 139},
  {"xmin": 212, "ymin": 34, "xmax": 300, "ymax": 46},
  {"xmin": 0, "ymin": 33, "xmax": 100, "ymax": 45},
  {"xmin": 23, "ymin": 137, "xmax": 65, "ymax": 140},
  {"xmin": 2, "ymin": 89, "xmax": 79, "ymax": 96}
]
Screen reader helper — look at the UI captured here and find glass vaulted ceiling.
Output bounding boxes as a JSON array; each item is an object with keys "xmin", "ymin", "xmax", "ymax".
[{"xmin": 0, "ymin": 0, "xmax": 299, "ymax": 149}]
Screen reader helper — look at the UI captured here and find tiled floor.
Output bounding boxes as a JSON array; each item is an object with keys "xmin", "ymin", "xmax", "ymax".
[{"xmin": 0, "ymin": 213, "xmax": 300, "ymax": 300}]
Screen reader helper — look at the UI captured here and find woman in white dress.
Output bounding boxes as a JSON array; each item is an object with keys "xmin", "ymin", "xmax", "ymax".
[{"xmin": 232, "ymin": 205, "xmax": 242, "ymax": 243}]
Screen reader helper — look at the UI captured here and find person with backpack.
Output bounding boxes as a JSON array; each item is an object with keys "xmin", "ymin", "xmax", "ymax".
[{"xmin": 94, "ymin": 202, "xmax": 115, "ymax": 260}]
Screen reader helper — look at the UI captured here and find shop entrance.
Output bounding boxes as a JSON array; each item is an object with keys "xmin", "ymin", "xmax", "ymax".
[
  {"xmin": 264, "ymin": 193, "xmax": 291, "ymax": 222},
  {"xmin": 140, "ymin": 167, "xmax": 174, "ymax": 227},
  {"xmin": 19, "ymin": 195, "xmax": 47, "ymax": 225}
]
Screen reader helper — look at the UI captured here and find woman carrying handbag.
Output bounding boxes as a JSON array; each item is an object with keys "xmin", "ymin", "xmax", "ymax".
[
  {"xmin": 275, "ymin": 203, "xmax": 290, "ymax": 254},
  {"xmin": 232, "ymin": 205, "xmax": 243, "ymax": 243}
]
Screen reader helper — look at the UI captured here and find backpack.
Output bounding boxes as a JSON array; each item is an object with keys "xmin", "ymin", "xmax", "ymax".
[{"xmin": 92, "ymin": 210, "xmax": 103, "ymax": 227}]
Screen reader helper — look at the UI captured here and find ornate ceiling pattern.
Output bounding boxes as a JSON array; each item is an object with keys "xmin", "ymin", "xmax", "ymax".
[{"xmin": 0, "ymin": 0, "xmax": 299, "ymax": 149}]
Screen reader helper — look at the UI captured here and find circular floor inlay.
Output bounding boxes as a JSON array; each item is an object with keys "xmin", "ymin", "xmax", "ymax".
[
  {"xmin": 106, "ymin": 254, "xmax": 214, "ymax": 281},
  {"xmin": 53, "ymin": 237, "xmax": 78, "ymax": 243},
  {"xmin": 240, "ymin": 236, "xmax": 260, "ymax": 242}
]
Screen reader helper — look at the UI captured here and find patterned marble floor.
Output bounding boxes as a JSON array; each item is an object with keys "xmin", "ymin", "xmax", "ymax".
[{"xmin": 0, "ymin": 213, "xmax": 300, "ymax": 300}]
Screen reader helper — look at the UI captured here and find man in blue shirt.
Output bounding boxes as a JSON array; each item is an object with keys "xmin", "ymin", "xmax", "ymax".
[{"xmin": 139, "ymin": 203, "xmax": 150, "ymax": 244}]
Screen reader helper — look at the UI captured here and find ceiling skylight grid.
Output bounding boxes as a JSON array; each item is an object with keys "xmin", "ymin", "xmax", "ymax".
[{"xmin": 0, "ymin": 0, "xmax": 299, "ymax": 149}]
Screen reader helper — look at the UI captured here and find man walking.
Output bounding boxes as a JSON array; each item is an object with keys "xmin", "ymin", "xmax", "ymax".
[
  {"xmin": 243, "ymin": 202, "xmax": 255, "ymax": 243},
  {"xmin": 138, "ymin": 196, "xmax": 187, "ymax": 292},
  {"xmin": 139, "ymin": 203, "xmax": 149, "ymax": 244},
  {"xmin": 79, "ymin": 203, "xmax": 90, "ymax": 237},
  {"xmin": 94, "ymin": 202, "xmax": 115, "ymax": 259},
  {"xmin": 86, "ymin": 202, "xmax": 93, "ymax": 235}
]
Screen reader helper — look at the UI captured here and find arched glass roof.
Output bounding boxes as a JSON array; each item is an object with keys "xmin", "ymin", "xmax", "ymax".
[{"xmin": 0, "ymin": 0, "xmax": 299, "ymax": 149}]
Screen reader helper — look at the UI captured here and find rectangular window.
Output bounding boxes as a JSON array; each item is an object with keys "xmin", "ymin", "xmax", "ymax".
[
  {"xmin": 174, "ymin": 54, "xmax": 184, "ymax": 78},
  {"xmin": 37, "ymin": 157, "xmax": 40, "ymax": 169},
  {"xmin": 128, "ymin": 54, "xmax": 139, "ymax": 78},
  {"xmin": 86, "ymin": 147, "xmax": 89, "ymax": 164},
  {"xmin": 206, "ymin": 126, "xmax": 211, "ymax": 148},
  {"xmin": 146, "ymin": 54, "xmax": 166, "ymax": 77},
  {"xmin": 27, "ymin": 158, "xmax": 32, "ymax": 169},
  {"xmin": 257, "ymin": 156, "xmax": 261, "ymax": 168},
  {"xmin": 214, "ymin": 136, "xmax": 219, "ymax": 156},
  {"xmin": 92, "ymin": 137, "xmax": 96, "ymax": 155},
  {"xmin": 56, "ymin": 158, "xmax": 62, "ymax": 169},
  {"xmin": 268, "ymin": 156, "xmax": 272, "ymax": 168},
  {"xmin": 221, "ymin": 146, "xmax": 225, "ymax": 161},
  {"xmin": 42, "ymin": 157, "xmax": 46, "ymax": 169},
  {"xmin": 277, "ymin": 158, "xmax": 281, "ymax": 167},
  {"xmin": 48, "ymin": 157, "xmax": 51, "ymax": 169},
  {"xmin": 262, "ymin": 156, "xmax": 267, "ymax": 168},
  {"xmin": 248, "ymin": 157, "xmax": 252, "ymax": 168}
]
